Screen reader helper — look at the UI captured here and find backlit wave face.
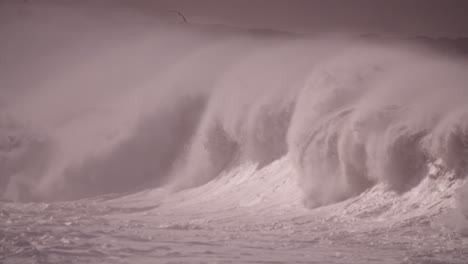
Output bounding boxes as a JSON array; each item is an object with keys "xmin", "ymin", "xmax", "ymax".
[{"xmin": 1, "ymin": 3, "xmax": 468, "ymax": 207}]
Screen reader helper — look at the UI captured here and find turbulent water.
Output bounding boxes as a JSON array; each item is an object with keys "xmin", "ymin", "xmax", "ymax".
[{"xmin": 2, "ymin": 3, "xmax": 468, "ymax": 264}]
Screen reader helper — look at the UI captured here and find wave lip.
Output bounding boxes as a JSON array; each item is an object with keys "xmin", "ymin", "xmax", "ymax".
[{"xmin": 1, "ymin": 7, "xmax": 468, "ymax": 214}]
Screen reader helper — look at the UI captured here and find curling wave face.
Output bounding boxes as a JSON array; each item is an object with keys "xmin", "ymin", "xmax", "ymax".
[{"xmin": 1, "ymin": 4, "xmax": 468, "ymax": 210}]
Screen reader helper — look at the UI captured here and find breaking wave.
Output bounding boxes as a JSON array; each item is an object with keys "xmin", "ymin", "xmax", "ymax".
[{"xmin": 1, "ymin": 3, "xmax": 468, "ymax": 219}]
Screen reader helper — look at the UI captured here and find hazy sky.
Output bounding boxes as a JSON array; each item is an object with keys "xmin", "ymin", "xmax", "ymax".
[
  {"xmin": 2, "ymin": 0, "xmax": 468, "ymax": 37},
  {"xmin": 125, "ymin": 0, "xmax": 468, "ymax": 37}
]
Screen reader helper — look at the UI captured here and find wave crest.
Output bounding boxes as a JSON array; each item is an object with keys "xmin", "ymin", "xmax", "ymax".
[{"xmin": 2, "ymin": 12, "xmax": 468, "ymax": 208}]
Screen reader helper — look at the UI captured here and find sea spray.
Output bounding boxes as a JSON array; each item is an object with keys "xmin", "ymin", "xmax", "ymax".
[{"xmin": 1, "ymin": 3, "xmax": 468, "ymax": 215}]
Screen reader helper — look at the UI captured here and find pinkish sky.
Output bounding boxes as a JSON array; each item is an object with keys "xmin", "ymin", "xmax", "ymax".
[{"xmin": 125, "ymin": 0, "xmax": 468, "ymax": 37}]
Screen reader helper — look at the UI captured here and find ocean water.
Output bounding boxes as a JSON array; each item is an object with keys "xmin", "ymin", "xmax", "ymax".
[{"xmin": 1, "ymin": 2, "xmax": 468, "ymax": 263}]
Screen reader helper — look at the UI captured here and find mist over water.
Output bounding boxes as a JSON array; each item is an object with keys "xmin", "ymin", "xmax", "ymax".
[{"xmin": 1, "ymin": 3, "xmax": 468, "ymax": 218}]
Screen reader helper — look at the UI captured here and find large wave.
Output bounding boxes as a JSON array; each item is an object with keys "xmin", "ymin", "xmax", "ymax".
[{"xmin": 1, "ymin": 3, "xmax": 468, "ymax": 215}]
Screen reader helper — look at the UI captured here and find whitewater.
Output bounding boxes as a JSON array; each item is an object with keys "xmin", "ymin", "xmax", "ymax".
[{"xmin": 1, "ymin": 3, "xmax": 468, "ymax": 263}]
